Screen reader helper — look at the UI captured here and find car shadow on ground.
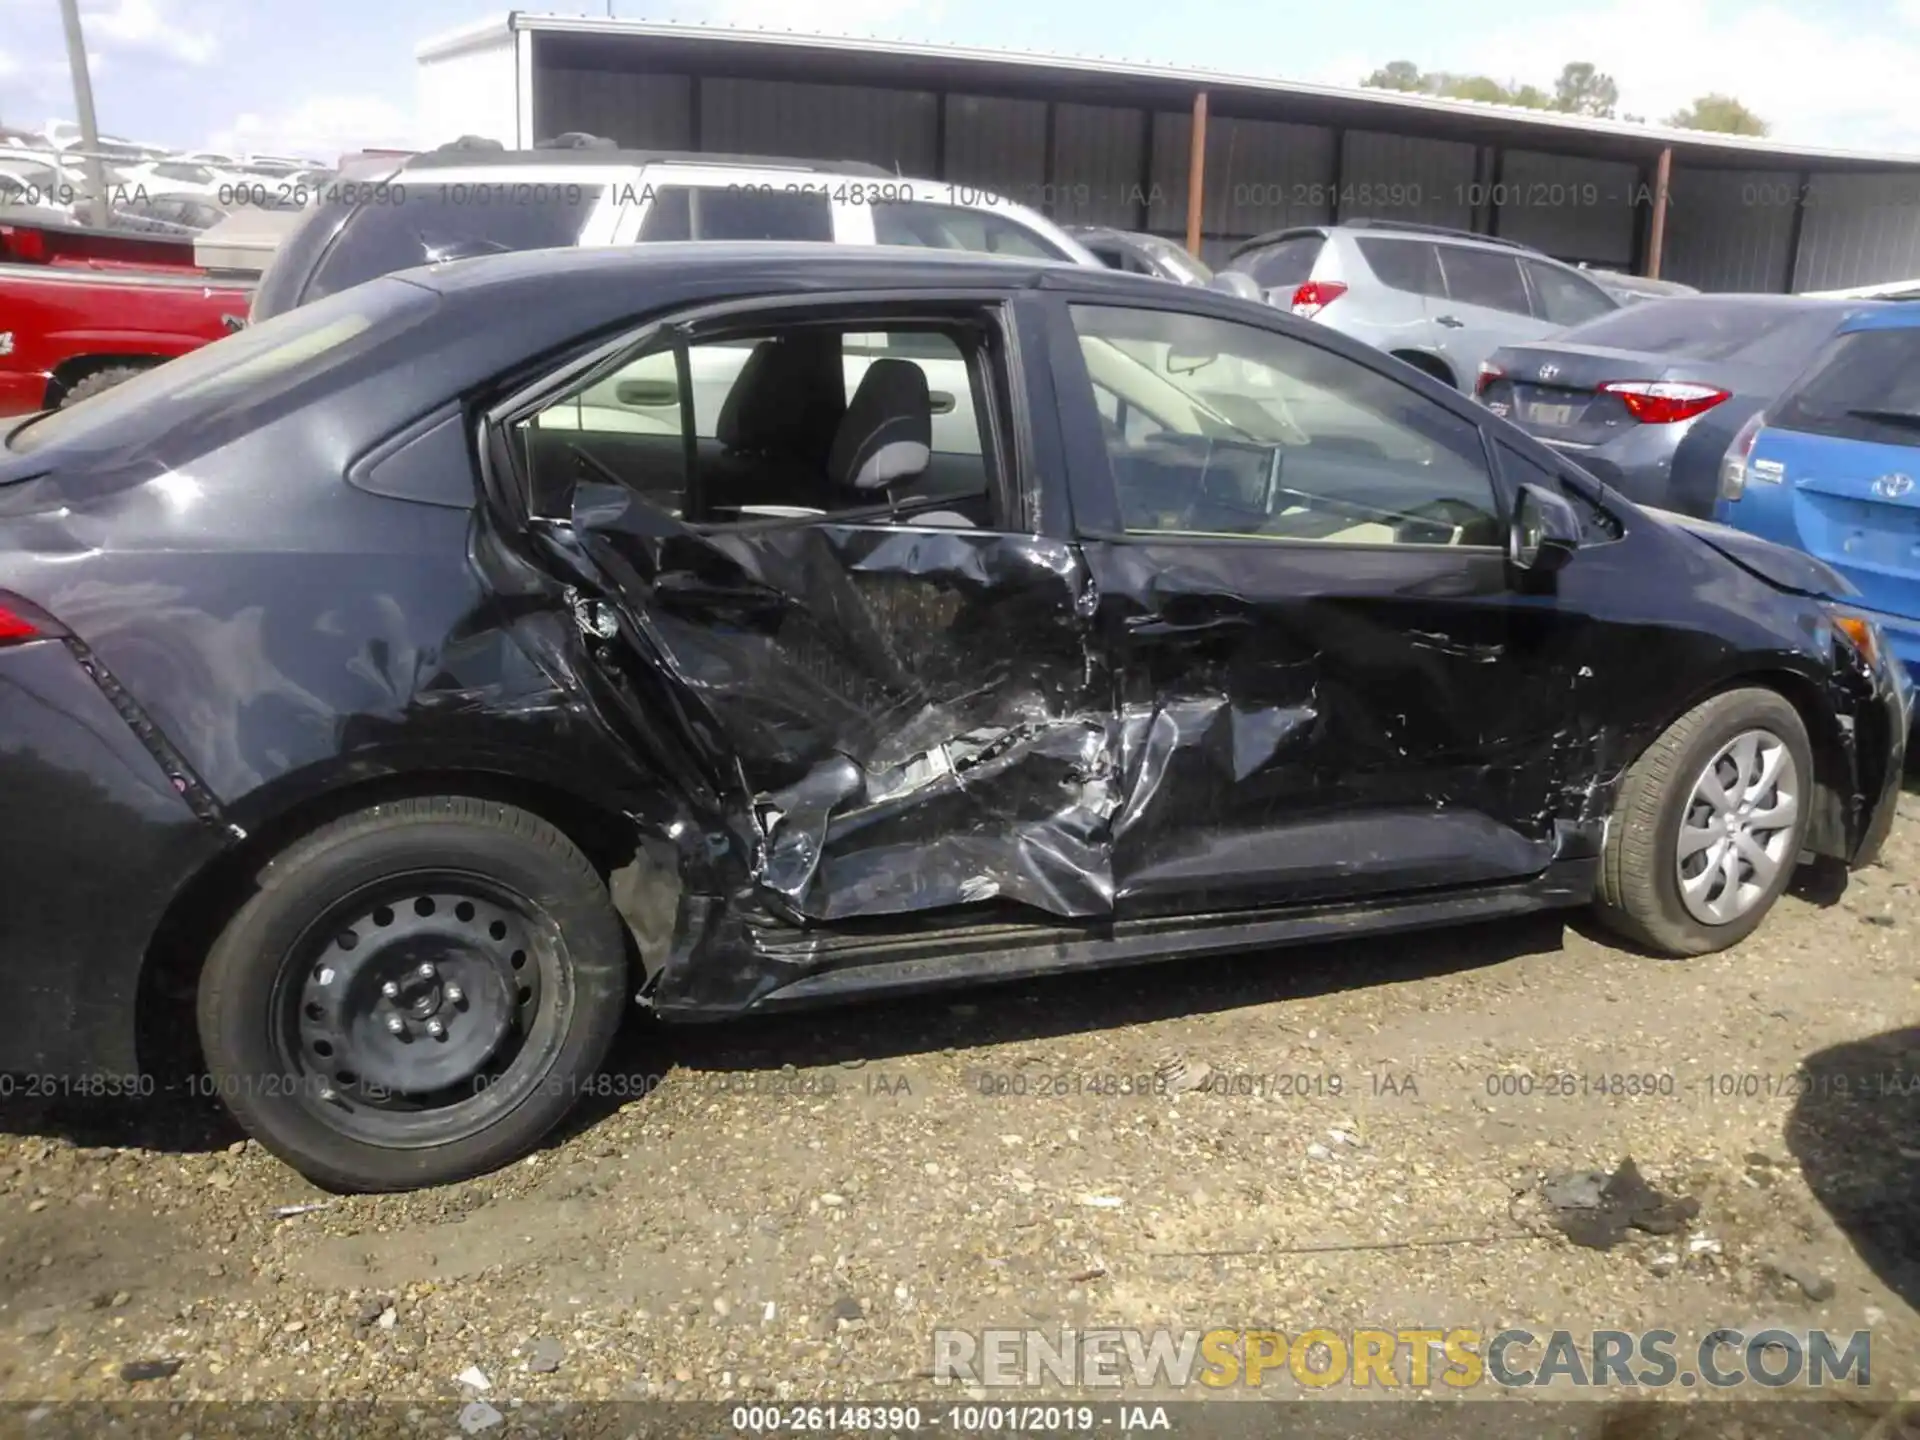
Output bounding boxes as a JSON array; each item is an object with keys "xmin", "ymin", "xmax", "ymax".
[
  {"xmin": 1784, "ymin": 1025, "xmax": 1920, "ymax": 1315},
  {"xmin": 0, "ymin": 1077, "xmax": 245, "ymax": 1158},
  {"xmin": 0, "ymin": 911, "xmax": 1572, "ymax": 1163}
]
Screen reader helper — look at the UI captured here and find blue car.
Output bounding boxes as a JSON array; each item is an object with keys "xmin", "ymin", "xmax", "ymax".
[{"xmin": 1716, "ymin": 305, "xmax": 1920, "ymax": 696}]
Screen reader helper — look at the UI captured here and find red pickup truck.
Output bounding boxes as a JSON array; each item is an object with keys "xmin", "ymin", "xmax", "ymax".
[{"xmin": 0, "ymin": 214, "xmax": 254, "ymax": 416}]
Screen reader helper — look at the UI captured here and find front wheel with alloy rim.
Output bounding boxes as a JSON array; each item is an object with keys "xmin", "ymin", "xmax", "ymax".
[
  {"xmin": 1594, "ymin": 688, "xmax": 1814, "ymax": 956},
  {"xmin": 197, "ymin": 797, "xmax": 629, "ymax": 1192}
]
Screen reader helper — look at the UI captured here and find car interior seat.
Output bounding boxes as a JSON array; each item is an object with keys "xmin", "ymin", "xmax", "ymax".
[
  {"xmin": 705, "ymin": 333, "xmax": 847, "ymax": 517},
  {"xmin": 827, "ymin": 358, "xmax": 984, "ymax": 528}
]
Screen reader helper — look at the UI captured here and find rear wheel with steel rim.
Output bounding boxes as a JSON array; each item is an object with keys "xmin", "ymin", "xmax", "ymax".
[
  {"xmin": 1595, "ymin": 689, "xmax": 1814, "ymax": 956},
  {"xmin": 199, "ymin": 797, "xmax": 629, "ymax": 1192}
]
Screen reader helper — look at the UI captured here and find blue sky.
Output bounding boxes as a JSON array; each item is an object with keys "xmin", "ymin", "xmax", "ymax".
[{"xmin": 4, "ymin": 0, "xmax": 1920, "ymax": 161}]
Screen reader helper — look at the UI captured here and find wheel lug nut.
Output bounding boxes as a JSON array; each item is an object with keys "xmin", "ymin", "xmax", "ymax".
[
  {"xmin": 417, "ymin": 963, "xmax": 437, "ymax": 980},
  {"xmin": 385, "ymin": 1015, "xmax": 407, "ymax": 1036},
  {"xmin": 381, "ymin": 981, "xmax": 401, "ymax": 999},
  {"xmin": 426, "ymin": 1019, "xmax": 446, "ymax": 1039},
  {"xmin": 444, "ymin": 983, "xmax": 465, "ymax": 1004}
]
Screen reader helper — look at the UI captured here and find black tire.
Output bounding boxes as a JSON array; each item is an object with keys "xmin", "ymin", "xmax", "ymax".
[
  {"xmin": 58, "ymin": 364, "xmax": 149, "ymax": 407},
  {"xmin": 197, "ymin": 797, "xmax": 629, "ymax": 1192},
  {"xmin": 1593, "ymin": 688, "xmax": 1813, "ymax": 956},
  {"xmin": 1390, "ymin": 351, "xmax": 1458, "ymax": 391}
]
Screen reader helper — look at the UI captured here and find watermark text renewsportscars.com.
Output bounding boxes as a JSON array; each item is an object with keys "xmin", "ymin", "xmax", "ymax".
[{"xmin": 932, "ymin": 1327, "xmax": 1872, "ymax": 1390}]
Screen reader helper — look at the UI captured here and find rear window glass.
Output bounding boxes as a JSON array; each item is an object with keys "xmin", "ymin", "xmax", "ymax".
[
  {"xmin": 685, "ymin": 186, "xmax": 832, "ymax": 242},
  {"xmin": 1771, "ymin": 327, "xmax": 1920, "ymax": 447},
  {"xmin": 871, "ymin": 201, "xmax": 1068, "ymax": 259},
  {"xmin": 1557, "ymin": 299, "xmax": 1831, "ymax": 362},
  {"xmin": 8, "ymin": 278, "xmax": 435, "ymax": 456},
  {"xmin": 304, "ymin": 182, "xmax": 606, "ymax": 305},
  {"xmin": 1232, "ymin": 235, "xmax": 1322, "ymax": 289},
  {"xmin": 1357, "ymin": 238, "xmax": 1444, "ymax": 297}
]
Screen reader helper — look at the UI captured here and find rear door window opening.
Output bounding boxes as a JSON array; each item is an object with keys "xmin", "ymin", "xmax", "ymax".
[{"xmin": 511, "ymin": 302, "xmax": 1021, "ymax": 532}]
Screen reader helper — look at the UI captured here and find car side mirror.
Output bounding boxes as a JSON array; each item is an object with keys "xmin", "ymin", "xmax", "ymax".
[{"xmin": 1509, "ymin": 482, "xmax": 1581, "ymax": 574}]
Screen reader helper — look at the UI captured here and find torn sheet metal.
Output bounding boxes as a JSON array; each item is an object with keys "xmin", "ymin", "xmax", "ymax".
[
  {"xmin": 564, "ymin": 482, "xmax": 1600, "ymax": 988},
  {"xmin": 568, "ymin": 483, "xmax": 1121, "ymax": 928}
]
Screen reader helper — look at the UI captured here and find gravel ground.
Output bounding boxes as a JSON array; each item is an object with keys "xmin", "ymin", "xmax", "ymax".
[{"xmin": 3, "ymin": 787, "xmax": 1918, "ymax": 1433}]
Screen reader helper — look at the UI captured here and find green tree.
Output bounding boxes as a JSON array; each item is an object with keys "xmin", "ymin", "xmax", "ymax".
[
  {"xmin": 1431, "ymin": 73, "xmax": 1514, "ymax": 104},
  {"xmin": 1666, "ymin": 93, "xmax": 1769, "ymax": 135},
  {"xmin": 1362, "ymin": 60, "xmax": 1427, "ymax": 92},
  {"xmin": 1508, "ymin": 84, "xmax": 1553, "ymax": 110},
  {"xmin": 1553, "ymin": 61, "xmax": 1619, "ymax": 117}
]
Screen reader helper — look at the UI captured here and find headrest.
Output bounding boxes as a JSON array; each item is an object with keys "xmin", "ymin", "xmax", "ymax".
[
  {"xmin": 829, "ymin": 358, "xmax": 932, "ymax": 492},
  {"xmin": 714, "ymin": 336, "xmax": 845, "ymax": 458}
]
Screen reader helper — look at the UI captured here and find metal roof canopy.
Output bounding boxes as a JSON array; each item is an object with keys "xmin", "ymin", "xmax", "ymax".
[{"xmin": 426, "ymin": 11, "xmax": 1920, "ymax": 174}]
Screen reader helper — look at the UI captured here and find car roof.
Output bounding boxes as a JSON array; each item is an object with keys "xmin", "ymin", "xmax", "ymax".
[
  {"xmin": 1231, "ymin": 220, "xmax": 1546, "ymax": 259},
  {"xmin": 404, "ymin": 239, "xmax": 1093, "ymax": 299},
  {"xmin": 402, "ymin": 146, "xmax": 895, "ymax": 178},
  {"xmin": 1630, "ymin": 293, "xmax": 1882, "ymax": 313}
]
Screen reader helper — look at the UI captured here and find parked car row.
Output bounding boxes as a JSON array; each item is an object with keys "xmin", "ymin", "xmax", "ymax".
[
  {"xmin": 1476, "ymin": 296, "xmax": 1875, "ymax": 518},
  {"xmin": 17, "ymin": 126, "xmax": 1920, "ymax": 676},
  {"xmin": 1213, "ymin": 220, "xmax": 1623, "ymax": 393},
  {"xmin": 1, "ymin": 129, "xmax": 335, "ymax": 242}
]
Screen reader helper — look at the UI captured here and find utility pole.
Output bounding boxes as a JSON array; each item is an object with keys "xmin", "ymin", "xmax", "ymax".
[{"xmin": 57, "ymin": 0, "xmax": 111, "ymax": 227}]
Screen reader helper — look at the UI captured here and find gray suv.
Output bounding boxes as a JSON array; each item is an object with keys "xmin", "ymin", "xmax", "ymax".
[{"xmin": 1223, "ymin": 220, "xmax": 1621, "ymax": 392}]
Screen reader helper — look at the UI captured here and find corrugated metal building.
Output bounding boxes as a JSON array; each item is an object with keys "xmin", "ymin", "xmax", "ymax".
[{"xmin": 417, "ymin": 12, "xmax": 1920, "ymax": 293}]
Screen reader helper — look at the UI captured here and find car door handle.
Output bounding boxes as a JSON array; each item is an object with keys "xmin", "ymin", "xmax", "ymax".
[
  {"xmin": 1435, "ymin": 314, "xmax": 1466, "ymax": 329},
  {"xmin": 929, "ymin": 391, "xmax": 956, "ymax": 415}
]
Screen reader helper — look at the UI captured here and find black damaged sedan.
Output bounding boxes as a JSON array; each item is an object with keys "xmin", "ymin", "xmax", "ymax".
[{"xmin": 0, "ymin": 245, "xmax": 1906, "ymax": 1190}]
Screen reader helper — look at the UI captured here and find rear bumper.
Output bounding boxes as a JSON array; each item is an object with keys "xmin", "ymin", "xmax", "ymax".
[
  {"xmin": 1539, "ymin": 431, "xmax": 1714, "ymax": 518},
  {"xmin": 0, "ymin": 637, "xmax": 226, "ymax": 1076}
]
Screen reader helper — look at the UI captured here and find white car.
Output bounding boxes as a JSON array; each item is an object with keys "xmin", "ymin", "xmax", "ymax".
[
  {"xmin": 110, "ymin": 159, "xmax": 233, "ymax": 199},
  {"xmin": 251, "ymin": 141, "xmax": 1102, "ymax": 321},
  {"xmin": 0, "ymin": 156, "xmax": 81, "ymax": 218}
]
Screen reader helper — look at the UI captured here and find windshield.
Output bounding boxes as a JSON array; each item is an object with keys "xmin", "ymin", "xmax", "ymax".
[{"xmin": 1138, "ymin": 236, "xmax": 1211, "ymax": 284}]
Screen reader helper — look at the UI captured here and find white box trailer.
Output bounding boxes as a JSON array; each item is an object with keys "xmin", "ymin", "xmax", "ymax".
[{"xmin": 416, "ymin": 16, "xmax": 527, "ymax": 151}]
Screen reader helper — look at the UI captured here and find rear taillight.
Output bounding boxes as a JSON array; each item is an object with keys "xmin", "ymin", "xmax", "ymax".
[
  {"xmin": 0, "ymin": 591, "xmax": 63, "ymax": 647},
  {"xmin": 1289, "ymin": 280, "xmax": 1347, "ymax": 319},
  {"xmin": 0, "ymin": 605, "xmax": 41, "ymax": 644},
  {"xmin": 1599, "ymin": 380, "xmax": 1731, "ymax": 425},
  {"xmin": 1719, "ymin": 410, "xmax": 1769, "ymax": 502},
  {"xmin": 1475, "ymin": 361, "xmax": 1505, "ymax": 397},
  {"xmin": 0, "ymin": 225, "xmax": 47, "ymax": 263}
]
